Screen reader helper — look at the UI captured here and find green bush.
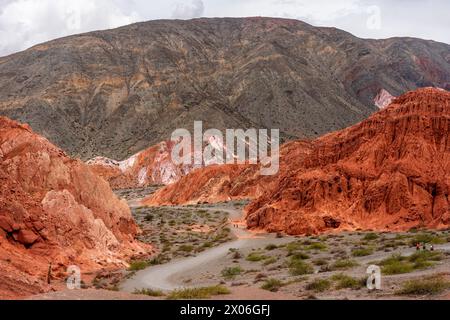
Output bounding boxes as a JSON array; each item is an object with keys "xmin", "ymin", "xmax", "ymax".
[
  {"xmin": 410, "ymin": 233, "xmax": 446, "ymax": 246},
  {"xmin": 265, "ymin": 244, "xmax": 278, "ymax": 251},
  {"xmin": 133, "ymin": 288, "xmax": 165, "ymax": 297},
  {"xmin": 363, "ymin": 233, "xmax": 379, "ymax": 241},
  {"xmin": 128, "ymin": 260, "xmax": 150, "ymax": 271},
  {"xmin": 167, "ymin": 285, "xmax": 230, "ymax": 300},
  {"xmin": 397, "ymin": 276, "xmax": 450, "ymax": 296},
  {"xmin": 286, "ymin": 241, "xmax": 303, "ymax": 253},
  {"xmin": 306, "ymin": 242, "xmax": 328, "ymax": 251},
  {"xmin": 287, "ymin": 257, "xmax": 314, "ymax": 276},
  {"xmin": 351, "ymin": 247, "xmax": 374, "ymax": 257},
  {"xmin": 221, "ymin": 266, "xmax": 243, "ymax": 279},
  {"xmin": 261, "ymin": 279, "xmax": 285, "ymax": 292},
  {"xmin": 331, "ymin": 259, "xmax": 359, "ymax": 270},
  {"xmin": 306, "ymin": 279, "xmax": 331, "ymax": 292},
  {"xmin": 246, "ymin": 252, "xmax": 268, "ymax": 262},
  {"xmin": 379, "ymin": 252, "xmax": 441, "ymax": 275},
  {"xmin": 331, "ymin": 274, "xmax": 365, "ymax": 290},
  {"xmin": 263, "ymin": 257, "xmax": 277, "ymax": 266}
]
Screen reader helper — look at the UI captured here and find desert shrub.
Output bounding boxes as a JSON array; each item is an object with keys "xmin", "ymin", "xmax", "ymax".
[
  {"xmin": 261, "ymin": 279, "xmax": 285, "ymax": 292},
  {"xmin": 285, "ymin": 241, "xmax": 303, "ymax": 253},
  {"xmin": 246, "ymin": 252, "xmax": 268, "ymax": 262},
  {"xmin": 397, "ymin": 276, "xmax": 450, "ymax": 296},
  {"xmin": 221, "ymin": 266, "xmax": 243, "ymax": 279},
  {"xmin": 133, "ymin": 288, "xmax": 165, "ymax": 297},
  {"xmin": 167, "ymin": 285, "xmax": 230, "ymax": 300},
  {"xmin": 306, "ymin": 242, "xmax": 327, "ymax": 251},
  {"xmin": 202, "ymin": 242, "xmax": 213, "ymax": 248},
  {"xmin": 410, "ymin": 233, "xmax": 446, "ymax": 246},
  {"xmin": 128, "ymin": 260, "xmax": 149, "ymax": 271},
  {"xmin": 265, "ymin": 244, "xmax": 278, "ymax": 251},
  {"xmin": 306, "ymin": 279, "xmax": 331, "ymax": 292},
  {"xmin": 331, "ymin": 259, "xmax": 359, "ymax": 270},
  {"xmin": 363, "ymin": 233, "xmax": 379, "ymax": 241},
  {"xmin": 351, "ymin": 247, "xmax": 374, "ymax": 257},
  {"xmin": 287, "ymin": 257, "xmax": 314, "ymax": 276},
  {"xmin": 379, "ymin": 252, "xmax": 441, "ymax": 275},
  {"xmin": 179, "ymin": 245, "xmax": 194, "ymax": 252},
  {"xmin": 379, "ymin": 254, "xmax": 413, "ymax": 274},
  {"xmin": 331, "ymin": 274, "xmax": 365, "ymax": 290},
  {"xmin": 149, "ymin": 255, "xmax": 168, "ymax": 266}
]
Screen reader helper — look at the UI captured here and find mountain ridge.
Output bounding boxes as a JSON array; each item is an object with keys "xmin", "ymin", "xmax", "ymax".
[{"xmin": 0, "ymin": 17, "xmax": 449, "ymax": 159}]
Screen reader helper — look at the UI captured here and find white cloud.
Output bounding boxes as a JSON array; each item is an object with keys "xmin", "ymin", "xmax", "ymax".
[
  {"xmin": 0, "ymin": 0, "xmax": 140, "ymax": 56},
  {"xmin": 0, "ymin": 0, "xmax": 448, "ymax": 57},
  {"xmin": 172, "ymin": 0, "xmax": 204, "ymax": 19}
]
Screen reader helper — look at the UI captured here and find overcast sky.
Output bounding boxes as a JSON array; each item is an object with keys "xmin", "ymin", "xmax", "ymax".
[{"xmin": 0, "ymin": 0, "xmax": 448, "ymax": 57}]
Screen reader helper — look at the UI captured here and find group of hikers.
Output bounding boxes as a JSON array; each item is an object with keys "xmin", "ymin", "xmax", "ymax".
[{"xmin": 416, "ymin": 242, "xmax": 434, "ymax": 251}]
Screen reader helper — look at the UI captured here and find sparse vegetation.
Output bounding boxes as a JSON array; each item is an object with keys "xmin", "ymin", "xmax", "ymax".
[
  {"xmin": 128, "ymin": 260, "xmax": 150, "ymax": 271},
  {"xmin": 265, "ymin": 244, "xmax": 278, "ymax": 251},
  {"xmin": 306, "ymin": 242, "xmax": 327, "ymax": 251},
  {"xmin": 246, "ymin": 252, "xmax": 268, "ymax": 262},
  {"xmin": 133, "ymin": 288, "xmax": 165, "ymax": 297},
  {"xmin": 261, "ymin": 278, "xmax": 285, "ymax": 292},
  {"xmin": 167, "ymin": 285, "xmax": 230, "ymax": 300},
  {"xmin": 351, "ymin": 247, "xmax": 374, "ymax": 257},
  {"xmin": 287, "ymin": 256, "xmax": 314, "ymax": 275},
  {"xmin": 410, "ymin": 233, "xmax": 446, "ymax": 246},
  {"xmin": 221, "ymin": 266, "xmax": 243, "ymax": 279},
  {"xmin": 331, "ymin": 274, "xmax": 366, "ymax": 290},
  {"xmin": 363, "ymin": 233, "xmax": 379, "ymax": 241},
  {"xmin": 332, "ymin": 259, "xmax": 359, "ymax": 270},
  {"xmin": 379, "ymin": 251, "xmax": 442, "ymax": 275},
  {"xmin": 397, "ymin": 275, "xmax": 450, "ymax": 296},
  {"xmin": 306, "ymin": 279, "xmax": 331, "ymax": 292},
  {"xmin": 130, "ymin": 203, "xmax": 231, "ymax": 261}
]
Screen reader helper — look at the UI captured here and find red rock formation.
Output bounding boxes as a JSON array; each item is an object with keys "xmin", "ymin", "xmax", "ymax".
[
  {"xmin": 87, "ymin": 140, "xmax": 193, "ymax": 188},
  {"xmin": 0, "ymin": 117, "xmax": 149, "ymax": 299},
  {"xmin": 88, "ymin": 136, "xmax": 236, "ymax": 189},
  {"xmin": 144, "ymin": 139, "xmax": 312, "ymax": 206},
  {"xmin": 144, "ymin": 164, "xmax": 260, "ymax": 205},
  {"xmin": 146, "ymin": 88, "xmax": 450, "ymax": 235},
  {"xmin": 246, "ymin": 88, "xmax": 450, "ymax": 234}
]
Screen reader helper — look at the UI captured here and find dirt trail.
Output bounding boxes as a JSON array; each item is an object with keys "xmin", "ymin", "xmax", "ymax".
[{"xmin": 121, "ymin": 205, "xmax": 291, "ymax": 292}]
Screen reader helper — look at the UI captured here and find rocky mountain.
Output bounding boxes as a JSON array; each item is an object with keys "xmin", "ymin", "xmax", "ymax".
[
  {"xmin": 1, "ymin": 17, "xmax": 449, "ymax": 160},
  {"xmin": 0, "ymin": 117, "xmax": 149, "ymax": 298},
  {"xmin": 146, "ymin": 88, "xmax": 450, "ymax": 235}
]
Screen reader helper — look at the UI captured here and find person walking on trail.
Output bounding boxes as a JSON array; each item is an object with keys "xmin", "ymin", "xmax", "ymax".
[
  {"xmin": 430, "ymin": 245, "xmax": 434, "ymax": 251},
  {"xmin": 422, "ymin": 243, "xmax": 427, "ymax": 250},
  {"xmin": 416, "ymin": 243, "xmax": 420, "ymax": 251}
]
